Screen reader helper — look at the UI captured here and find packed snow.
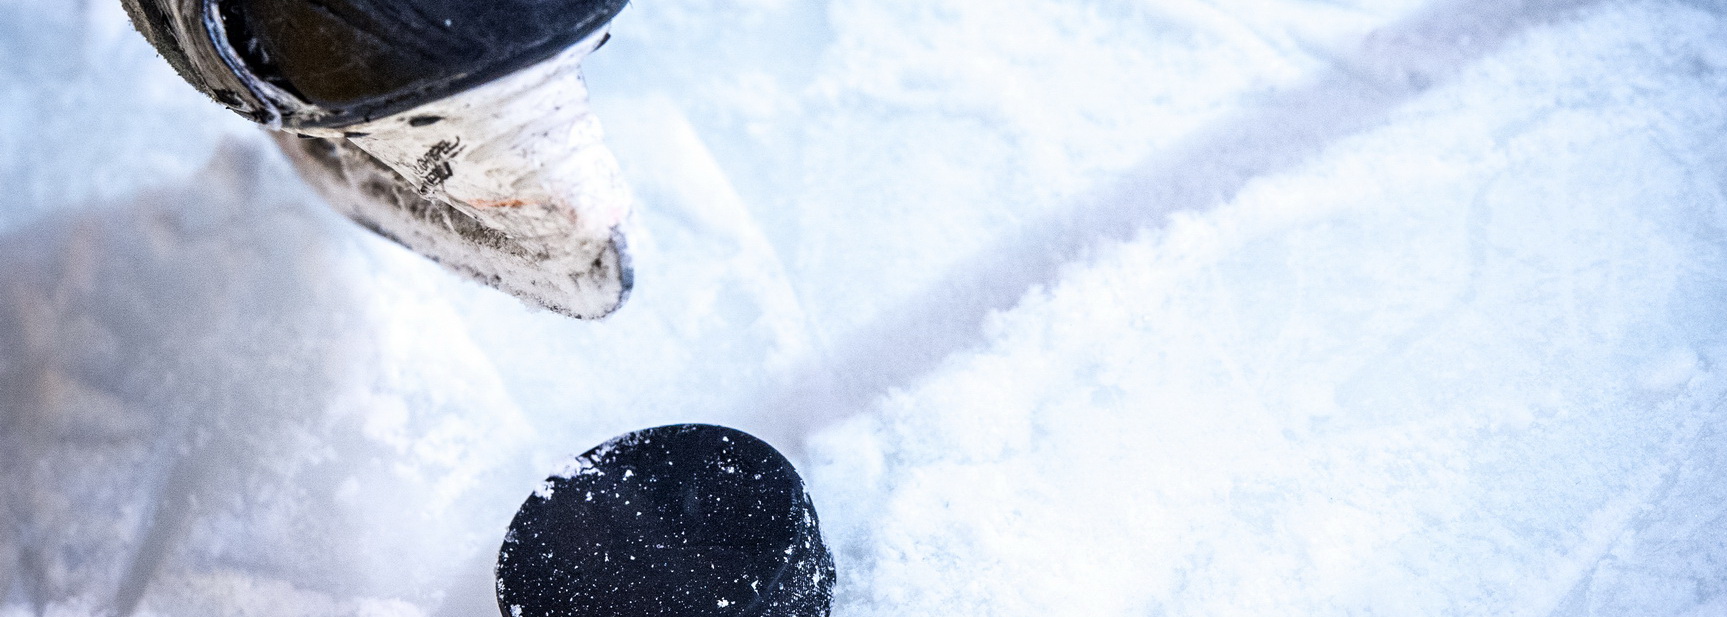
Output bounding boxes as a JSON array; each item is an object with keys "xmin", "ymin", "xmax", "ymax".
[{"xmin": 4, "ymin": 0, "xmax": 1727, "ymax": 616}]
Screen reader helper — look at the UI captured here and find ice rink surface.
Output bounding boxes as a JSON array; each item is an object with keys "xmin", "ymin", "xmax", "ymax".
[{"xmin": 4, "ymin": 0, "xmax": 1727, "ymax": 615}]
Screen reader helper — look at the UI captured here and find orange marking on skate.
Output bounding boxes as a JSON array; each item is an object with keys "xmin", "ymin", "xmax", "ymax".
[{"xmin": 471, "ymin": 198, "xmax": 531, "ymax": 208}]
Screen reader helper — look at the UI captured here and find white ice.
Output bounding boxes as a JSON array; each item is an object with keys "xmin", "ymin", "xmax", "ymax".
[{"xmin": 3, "ymin": 0, "xmax": 1727, "ymax": 616}]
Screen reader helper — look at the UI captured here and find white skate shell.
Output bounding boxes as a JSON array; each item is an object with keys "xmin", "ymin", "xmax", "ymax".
[{"xmin": 278, "ymin": 30, "xmax": 632, "ymax": 319}]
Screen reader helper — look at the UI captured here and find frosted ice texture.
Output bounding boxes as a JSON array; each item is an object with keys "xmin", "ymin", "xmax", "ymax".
[{"xmin": 3, "ymin": 0, "xmax": 1727, "ymax": 615}]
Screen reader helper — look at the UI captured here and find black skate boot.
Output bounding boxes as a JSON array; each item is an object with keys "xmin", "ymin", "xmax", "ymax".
[
  {"xmin": 497, "ymin": 424, "xmax": 836, "ymax": 617},
  {"xmin": 122, "ymin": 0, "xmax": 635, "ymax": 318}
]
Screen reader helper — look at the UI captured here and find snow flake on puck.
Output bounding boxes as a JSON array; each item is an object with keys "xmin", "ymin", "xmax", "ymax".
[{"xmin": 496, "ymin": 424, "xmax": 834, "ymax": 617}]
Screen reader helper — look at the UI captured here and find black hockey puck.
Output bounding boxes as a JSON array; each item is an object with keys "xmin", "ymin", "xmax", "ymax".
[{"xmin": 496, "ymin": 425, "xmax": 835, "ymax": 617}]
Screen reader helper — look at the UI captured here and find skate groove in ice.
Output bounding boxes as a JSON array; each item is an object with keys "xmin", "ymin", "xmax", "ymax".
[
  {"xmin": 737, "ymin": 0, "xmax": 1613, "ymax": 454},
  {"xmin": 803, "ymin": 3, "xmax": 1727, "ymax": 615}
]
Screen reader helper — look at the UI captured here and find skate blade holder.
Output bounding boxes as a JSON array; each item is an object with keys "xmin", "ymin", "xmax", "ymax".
[{"xmin": 281, "ymin": 29, "xmax": 634, "ymax": 319}]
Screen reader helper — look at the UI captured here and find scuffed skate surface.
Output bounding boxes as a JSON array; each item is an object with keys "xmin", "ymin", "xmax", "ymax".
[{"xmin": 278, "ymin": 133, "xmax": 631, "ymax": 319}]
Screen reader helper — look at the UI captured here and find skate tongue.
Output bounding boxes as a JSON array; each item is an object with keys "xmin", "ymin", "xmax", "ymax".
[
  {"xmin": 282, "ymin": 30, "xmax": 634, "ymax": 319},
  {"xmin": 497, "ymin": 425, "xmax": 835, "ymax": 617}
]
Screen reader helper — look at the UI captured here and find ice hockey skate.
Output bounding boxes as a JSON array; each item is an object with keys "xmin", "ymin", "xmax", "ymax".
[
  {"xmin": 121, "ymin": 0, "xmax": 634, "ymax": 318},
  {"xmin": 497, "ymin": 424, "xmax": 835, "ymax": 617}
]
